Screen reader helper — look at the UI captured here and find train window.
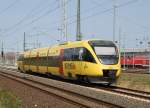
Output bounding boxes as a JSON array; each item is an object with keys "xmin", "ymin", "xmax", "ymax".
[
  {"xmin": 30, "ymin": 58, "xmax": 33, "ymax": 64},
  {"xmin": 17, "ymin": 55, "xmax": 24, "ymax": 61},
  {"xmin": 79, "ymin": 48, "xmax": 84, "ymax": 61},
  {"xmin": 73, "ymin": 48, "xmax": 80, "ymax": 61},
  {"xmin": 32, "ymin": 57, "xmax": 36, "ymax": 65},
  {"xmin": 48, "ymin": 56, "xmax": 59, "ymax": 67},
  {"xmin": 33, "ymin": 58, "xmax": 37, "ymax": 65},
  {"xmin": 64, "ymin": 48, "xmax": 74, "ymax": 61},
  {"xmin": 27, "ymin": 58, "xmax": 30, "ymax": 64},
  {"xmin": 44, "ymin": 57, "xmax": 48, "ymax": 65},
  {"xmin": 38, "ymin": 57, "xmax": 47, "ymax": 66},
  {"xmin": 82, "ymin": 48, "xmax": 96, "ymax": 63},
  {"xmin": 24, "ymin": 58, "xmax": 30, "ymax": 65},
  {"xmin": 39, "ymin": 57, "xmax": 42, "ymax": 65},
  {"xmin": 63, "ymin": 47, "xmax": 95, "ymax": 63}
]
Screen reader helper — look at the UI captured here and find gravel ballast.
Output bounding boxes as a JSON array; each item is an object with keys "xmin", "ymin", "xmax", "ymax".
[
  {"xmin": 0, "ymin": 75, "xmax": 85, "ymax": 108},
  {"xmin": 0, "ymin": 68, "xmax": 150, "ymax": 108}
]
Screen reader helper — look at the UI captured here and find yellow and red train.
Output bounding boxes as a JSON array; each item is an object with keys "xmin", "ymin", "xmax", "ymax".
[{"xmin": 17, "ymin": 40, "xmax": 121, "ymax": 84}]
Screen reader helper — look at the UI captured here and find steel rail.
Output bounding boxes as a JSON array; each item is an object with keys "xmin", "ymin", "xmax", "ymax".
[
  {"xmin": 1, "ymin": 66, "xmax": 150, "ymax": 101},
  {"xmin": 0, "ymin": 68, "xmax": 120, "ymax": 108}
]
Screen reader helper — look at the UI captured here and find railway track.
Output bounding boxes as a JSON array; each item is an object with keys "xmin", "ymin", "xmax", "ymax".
[
  {"xmin": 111, "ymin": 86, "xmax": 150, "ymax": 100},
  {"xmin": 123, "ymin": 69, "xmax": 150, "ymax": 74},
  {"xmin": 3, "ymin": 66, "xmax": 150, "ymax": 100},
  {"xmin": 0, "ymin": 66, "xmax": 150, "ymax": 108},
  {"xmin": 97, "ymin": 85, "xmax": 150, "ymax": 100},
  {"xmin": 0, "ymin": 66, "xmax": 120, "ymax": 108},
  {"xmin": 78, "ymin": 82, "xmax": 150, "ymax": 101}
]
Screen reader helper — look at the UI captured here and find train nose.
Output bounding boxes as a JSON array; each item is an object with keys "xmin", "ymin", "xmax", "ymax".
[{"xmin": 103, "ymin": 70, "xmax": 117, "ymax": 79}]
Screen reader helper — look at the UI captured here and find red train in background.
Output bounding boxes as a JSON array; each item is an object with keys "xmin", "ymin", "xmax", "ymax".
[{"xmin": 121, "ymin": 56, "xmax": 150, "ymax": 68}]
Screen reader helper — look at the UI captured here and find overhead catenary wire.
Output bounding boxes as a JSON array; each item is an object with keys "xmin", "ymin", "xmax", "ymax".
[
  {"xmin": 90, "ymin": 0, "xmax": 139, "ymax": 42},
  {"xmin": 68, "ymin": 0, "xmax": 138, "ymax": 26},
  {"xmin": 4, "ymin": 0, "xmax": 111, "ymax": 47},
  {"xmin": 4, "ymin": 0, "xmax": 131, "ymax": 37},
  {"xmin": 6, "ymin": 0, "xmax": 48, "ymax": 31},
  {"xmin": 7, "ymin": 0, "xmax": 138, "ymax": 37},
  {"xmin": 7, "ymin": 1, "xmax": 128, "ymax": 48},
  {"xmin": 120, "ymin": 15, "xmax": 150, "ymax": 32},
  {"xmin": 41, "ymin": 0, "xmax": 111, "ymax": 28},
  {"xmin": 0, "ymin": 0, "xmax": 20, "ymax": 15},
  {"xmin": 4, "ymin": 0, "xmax": 71, "ymax": 37},
  {"xmin": 5, "ymin": 0, "xmax": 141, "ymax": 51},
  {"xmin": 6, "ymin": 0, "xmax": 57, "ymax": 32}
]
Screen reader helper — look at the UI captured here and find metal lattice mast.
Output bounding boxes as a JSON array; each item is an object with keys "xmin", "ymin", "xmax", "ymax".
[
  {"xmin": 113, "ymin": 0, "xmax": 116, "ymax": 42},
  {"xmin": 23, "ymin": 32, "xmax": 26, "ymax": 51},
  {"xmin": 61, "ymin": 0, "xmax": 68, "ymax": 41},
  {"xmin": 76, "ymin": 0, "xmax": 81, "ymax": 41}
]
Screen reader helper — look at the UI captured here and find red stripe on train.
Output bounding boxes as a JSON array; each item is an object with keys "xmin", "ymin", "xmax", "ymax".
[{"xmin": 59, "ymin": 49, "xmax": 64, "ymax": 75}]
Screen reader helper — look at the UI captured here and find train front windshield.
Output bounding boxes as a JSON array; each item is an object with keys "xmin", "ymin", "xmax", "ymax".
[{"xmin": 89, "ymin": 40, "xmax": 119, "ymax": 65}]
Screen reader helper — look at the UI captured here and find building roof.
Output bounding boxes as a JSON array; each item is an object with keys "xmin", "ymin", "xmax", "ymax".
[{"xmin": 121, "ymin": 48, "xmax": 150, "ymax": 53}]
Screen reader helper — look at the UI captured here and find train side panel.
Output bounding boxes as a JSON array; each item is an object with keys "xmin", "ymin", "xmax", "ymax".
[{"xmin": 38, "ymin": 48, "xmax": 49, "ymax": 73}]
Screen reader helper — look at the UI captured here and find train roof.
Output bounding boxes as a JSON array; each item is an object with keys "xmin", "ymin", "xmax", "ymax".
[
  {"xmin": 22, "ymin": 39, "xmax": 114, "ymax": 56},
  {"xmin": 57, "ymin": 39, "xmax": 114, "ymax": 46}
]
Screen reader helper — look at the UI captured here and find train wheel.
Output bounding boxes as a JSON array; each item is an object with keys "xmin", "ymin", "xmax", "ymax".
[
  {"xmin": 77, "ymin": 75, "xmax": 86, "ymax": 82},
  {"xmin": 106, "ymin": 82, "xmax": 112, "ymax": 86},
  {"xmin": 83, "ymin": 76, "xmax": 90, "ymax": 83},
  {"xmin": 46, "ymin": 72, "xmax": 52, "ymax": 77},
  {"xmin": 18, "ymin": 67, "xmax": 20, "ymax": 70},
  {"xmin": 77, "ymin": 75, "xmax": 90, "ymax": 83}
]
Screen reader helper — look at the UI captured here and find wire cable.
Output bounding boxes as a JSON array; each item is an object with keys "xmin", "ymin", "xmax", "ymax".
[
  {"xmin": 0, "ymin": 0, "xmax": 20, "ymax": 15},
  {"xmin": 6, "ymin": 0, "xmax": 54, "ymax": 31}
]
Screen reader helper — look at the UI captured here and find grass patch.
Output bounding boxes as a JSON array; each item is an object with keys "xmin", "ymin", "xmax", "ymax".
[
  {"xmin": 116, "ymin": 73, "xmax": 150, "ymax": 92},
  {"xmin": 0, "ymin": 89, "xmax": 21, "ymax": 108}
]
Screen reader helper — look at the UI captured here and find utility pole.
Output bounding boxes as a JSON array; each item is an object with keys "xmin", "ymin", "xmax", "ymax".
[
  {"xmin": 113, "ymin": 0, "xmax": 117, "ymax": 42},
  {"xmin": 36, "ymin": 33, "xmax": 38, "ymax": 48},
  {"xmin": 132, "ymin": 48, "xmax": 135, "ymax": 69},
  {"xmin": 23, "ymin": 32, "xmax": 26, "ymax": 51},
  {"xmin": 1, "ymin": 41, "xmax": 4, "ymax": 64},
  {"xmin": 148, "ymin": 45, "xmax": 150, "ymax": 73},
  {"xmin": 61, "ymin": 0, "xmax": 68, "ymax": 41},
  {"xmin": 148, "ymin": 41, "xmax": 150, "ymax": 73},
  {"xmin": 118, "ymin": 27, "xmax": 121, "ymax": 52},
  {"xmin": 1, "ymin": 41, "xmax": 3, "ymax": 56},
  {"xmin": 123, "ymin": 33, "xmax": 126, "ymax": 70},
  {"xmin": 76, "ymin": 0, "xmax": 81, "ymax": 41},
  {"xmin": 149, "ymin": 46, "xmax": 150, "ymax": 73}
]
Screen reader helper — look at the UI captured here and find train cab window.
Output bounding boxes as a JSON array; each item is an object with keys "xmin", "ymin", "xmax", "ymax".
[
  {"xmin": 78, "ymin": 48, "xmax": 84, "ymax": 61},
  {"xmin": 82, "ymin": 48, "xmax": 95, "ymax": 63}
]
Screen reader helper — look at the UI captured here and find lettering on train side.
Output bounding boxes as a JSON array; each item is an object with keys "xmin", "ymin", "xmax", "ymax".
[{"xmin": 65, "ymin": 63, "xmax": 76, "ymax": 69}]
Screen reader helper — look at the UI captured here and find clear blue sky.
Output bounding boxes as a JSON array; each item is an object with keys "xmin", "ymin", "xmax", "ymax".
[{"xmin": 0, "ymin": 0, "xmax": 150, "ymax": 52}]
